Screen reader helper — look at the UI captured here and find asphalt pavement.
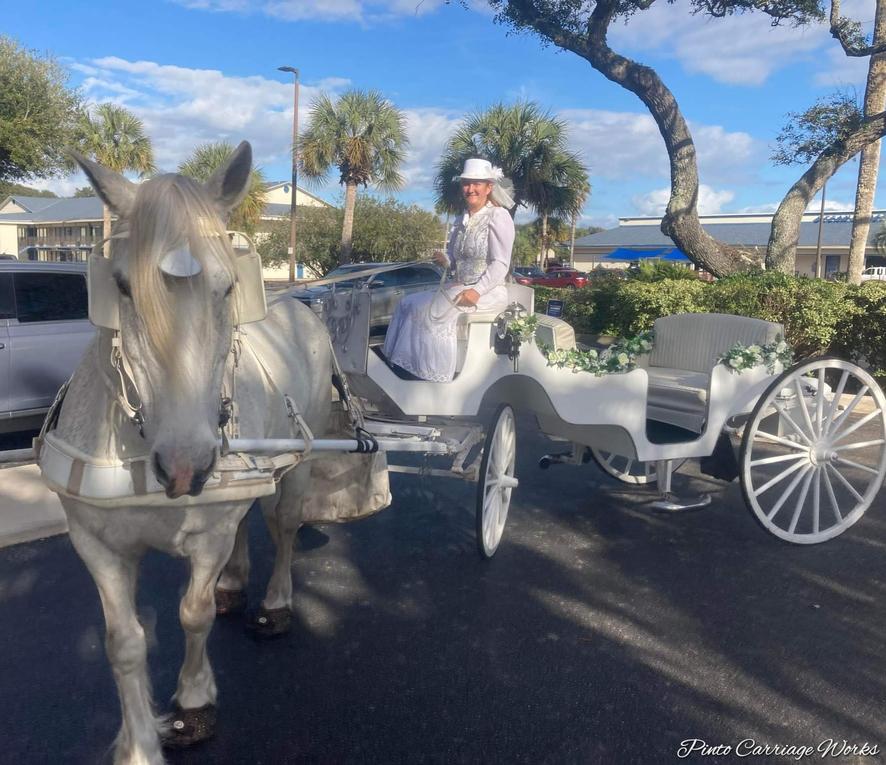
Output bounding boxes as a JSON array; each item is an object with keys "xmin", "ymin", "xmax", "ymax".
[{"xmin": 1, "ymin": 416, "xmax": 884, "ymax": 765}]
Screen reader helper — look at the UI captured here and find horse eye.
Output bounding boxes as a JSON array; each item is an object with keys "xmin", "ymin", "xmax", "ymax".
[
  {"xmin": 114, "ymin": 273, "xmax": 132, "ymax": 298},
  {"xmin": 223, "ymin": 283, "xmax": 235, "ymax": 298}
]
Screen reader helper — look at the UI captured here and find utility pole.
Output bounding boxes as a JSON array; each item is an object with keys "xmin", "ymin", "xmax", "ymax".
[
  {"xmin": 278, "ymin": 66, "xmax": 300, "ymax": 282},
  {"xmin": 815, "ymin": 182, "xmax": 826, "ymax": 278}
]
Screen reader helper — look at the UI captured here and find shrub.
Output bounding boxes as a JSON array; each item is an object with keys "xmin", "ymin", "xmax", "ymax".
[
  {"xmin": 836, "ymin": 282, "xmax": 886, "ymax": 383},
  {"xmin": 526, "ymin": 273, "xmax": 879, "ymax": 380},
  {"xmin": 627, "ymin": 260, "xmax": 698, "ymax": 282}
]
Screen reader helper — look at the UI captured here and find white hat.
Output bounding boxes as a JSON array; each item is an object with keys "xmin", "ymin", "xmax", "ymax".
[{"xmin": 457, "ymin": 158, "xmax": 498, "ymax": 182}]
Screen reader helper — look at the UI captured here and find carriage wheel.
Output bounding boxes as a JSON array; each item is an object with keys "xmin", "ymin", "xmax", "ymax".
[
  {"xmin": 589, "ymin": 448, "xmax": 686, "ymax": 485},
  {"xmin": 476, "ymin": 404, "xmax": 518, "ymax": 559},
  {"xmin": 740, "ymin": 357, "xmax": 886, "ymax": 544}
]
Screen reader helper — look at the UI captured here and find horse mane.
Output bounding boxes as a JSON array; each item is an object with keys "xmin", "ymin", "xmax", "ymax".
[{"xmin": 120, "ymin": 174, "xmax": 238, "ymax": 382}]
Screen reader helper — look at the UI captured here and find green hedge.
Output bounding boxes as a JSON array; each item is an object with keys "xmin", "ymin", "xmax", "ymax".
[{"xmin": 529, "ymin": 274, "xmax": 886, "ymax": 380}]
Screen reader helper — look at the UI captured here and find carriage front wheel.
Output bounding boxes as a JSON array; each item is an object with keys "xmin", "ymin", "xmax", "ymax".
[
  {"xmin": 589, "ymin": 448, "xmax": 687, "ymax": 485},
  {"xmin": 740, "ymin": 357, "xmax": 886, "ymax": 544},
  {"xmin": 476, "ymin": 403, "xmax": 518, "ymax": 559}
]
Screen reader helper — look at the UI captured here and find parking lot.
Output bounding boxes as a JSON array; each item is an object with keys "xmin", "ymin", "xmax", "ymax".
[{"xmin": 1, "ymin": 415, "xmax": 884, "ymax": 764}]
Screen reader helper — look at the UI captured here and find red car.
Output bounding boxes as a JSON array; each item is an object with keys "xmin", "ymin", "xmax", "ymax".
[{"xmin": 536, "ymin": 267, "xmax": 588, "ymax": 289}]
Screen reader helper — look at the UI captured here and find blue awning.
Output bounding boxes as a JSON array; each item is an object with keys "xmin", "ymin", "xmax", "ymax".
[{"xmin": 602, "ymin": 247, "xmax": 690, "ymax": 262}]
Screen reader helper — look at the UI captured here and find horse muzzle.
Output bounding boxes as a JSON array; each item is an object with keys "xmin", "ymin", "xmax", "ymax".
[{"xmin": 152, "ymin": 448, "xmax": 218, "ymax": 499}]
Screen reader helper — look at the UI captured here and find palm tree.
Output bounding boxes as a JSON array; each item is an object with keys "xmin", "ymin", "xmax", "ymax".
[
  {"xmin": 299, "ymin": 89, "xmax": 408, "ymax": 264},
  {"xmin": 78, "ymin": 103, "xmax": 156, "ymax": 255},
  {"xmin": 527, "ymin": 151, "xmax": 589, "ymax": 266},
  {"xmin": 433, "ymin": 102, "xmax": 589, "ymax": 224},
  {"xmin": 178, "ymin": 142, "xmax": 267, "ymax": 233}
]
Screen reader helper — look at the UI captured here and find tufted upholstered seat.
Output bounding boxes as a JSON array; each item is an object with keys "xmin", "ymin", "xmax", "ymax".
[{"xmin": 644, "ymin": 313, "xmax": 784, "ymax": 432}]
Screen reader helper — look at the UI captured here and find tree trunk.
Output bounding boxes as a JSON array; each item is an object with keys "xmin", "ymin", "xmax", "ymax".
[
  {"xmin": 540, "ymin": 213, "xmax": 548, "ymax": 267},
  {"xmin": 570, "ymin": 214, "xmax": 577, "ymax": 268},
  {"xmin": 102, "ymin": 202, "xmax": 112, "ymax": 257},
  {"xmin": 767, "ymin": 111, "xmax": 886, "ymax": 271},
  {"xmin": 574, "ymin": 9, "xmax": 760, "ymax": 276},
  {"xmin": 340, "ymin": 181, "xmax": 357, "ymax": 265},
  {"xmin": 848, "ymin": 0, "xmax": 886, "ymax": 284}
]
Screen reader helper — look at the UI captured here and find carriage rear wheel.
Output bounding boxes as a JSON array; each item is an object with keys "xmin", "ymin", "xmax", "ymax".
[
  {"xmin": 740, "ymin": 357, "xmax": 886, "ymax": 544},
  {"xmin": 476, "ymin": 404, "xmax": 518, "ymax": 559},
  {"xmin": 589, "ymin": 448, "xmax": 686, "ymax": 485}
]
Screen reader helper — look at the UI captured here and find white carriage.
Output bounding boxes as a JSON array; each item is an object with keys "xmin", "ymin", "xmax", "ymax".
[{"xmin": 244, "ymin": 265, "xmax": 886, "ymax": 555}]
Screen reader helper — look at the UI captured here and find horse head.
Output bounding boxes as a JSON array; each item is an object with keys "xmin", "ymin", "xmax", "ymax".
[{"xmin": 72, "ymin": 142, "xmax": 254, "ymax": 498}]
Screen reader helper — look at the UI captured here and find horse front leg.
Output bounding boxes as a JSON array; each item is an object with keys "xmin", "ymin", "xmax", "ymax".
[
  {"xmin": 249, "ymin": 465, "xmax": 310, "ymax": 638},
  {"xmin": 66, "ymin": 514, "xmax": 163, "ymax": 765},
  {"xmin": 215, "ymin": 513, "xmax": 250, "ymax": 615},
  {"xmin": 167, "ymin": 527, "xmax": 240, "ymax": 747}
]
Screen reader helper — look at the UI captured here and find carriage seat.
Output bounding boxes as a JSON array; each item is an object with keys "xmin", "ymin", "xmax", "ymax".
[{"xmin": 644, "ymin": 313, "xmax": 784, "ymax": 432}]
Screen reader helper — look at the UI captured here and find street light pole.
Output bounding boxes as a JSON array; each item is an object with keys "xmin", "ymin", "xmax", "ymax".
[{"xmin": 278, "ymin": 66, "xmax": 300, "ymax": 283}]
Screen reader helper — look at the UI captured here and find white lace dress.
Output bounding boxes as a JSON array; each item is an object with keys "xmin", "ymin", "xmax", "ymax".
[{"xmin": 382, "ymin": 203, "xmax": 514, "ymax": 382}]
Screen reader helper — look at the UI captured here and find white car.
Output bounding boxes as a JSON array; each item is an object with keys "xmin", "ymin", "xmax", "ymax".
[{"xmin": 861, "ymin": 266, "xmax": 886, "ymax": 281}]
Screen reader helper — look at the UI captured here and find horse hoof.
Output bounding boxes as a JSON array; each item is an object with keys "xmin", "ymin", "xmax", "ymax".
[
  {"xmin": 215, "ymin": 587, "xmax": 247, "ymax": 616},
  {"xmin": 164, "ymin": 703, "xmax": 217, "ymax": 748},
  {"xmin": 246, "ymin": 605, "xmax": 292, "ymax": 639}
]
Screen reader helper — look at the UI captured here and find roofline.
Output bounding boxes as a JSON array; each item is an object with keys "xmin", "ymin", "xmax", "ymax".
[
  {"xmin": 263, "ymin": 182, "xmax": 332, "ymax": 207},
  {"xmin": 618, "ymin": 209, "xmax": 886, "ymax": 223}
]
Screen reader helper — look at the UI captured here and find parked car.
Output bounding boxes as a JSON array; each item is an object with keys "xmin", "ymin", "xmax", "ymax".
[
  {"xmin": 512, "ymin": 265, "xmax": 546, "ymax": 285},
  {"xmin": 861, "ymin": 266, "xmax": 886, "ymax": 282},
  {"xmin": 290, "ymin": 262, "xmax": 444, "ymax": 335},
  {"xmin": 534, "ymin": 268, "xmax": 589, "ymax": 289},
  {"xmin": 0, "ymin": 262, "xmax": 95, "ymax": 433}
]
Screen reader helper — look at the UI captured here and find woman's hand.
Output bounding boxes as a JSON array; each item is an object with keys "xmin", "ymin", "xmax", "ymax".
[
  {"xmin": 431, "ymin": 250, "xmax": 449, "ymax": 268},
  {"xmin": 455, "ymin": 288, "xmax": 480, "ymax": 307}
]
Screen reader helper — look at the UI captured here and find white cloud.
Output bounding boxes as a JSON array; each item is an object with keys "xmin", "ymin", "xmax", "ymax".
[
  {"xmin": 814, "ymin": 46, "xmax": 870, "ymax": 87},
  {"xmin": 79, "ymin": 57, "xmax": 350, "ymax": 178},
  {"xmin": 559, "ymin": 108, "xmax": 758, "ymax": 185},
  {"xmin": 610, "ymin": 3, "xmax": 824, "ymax": 86},
  {"xmin": 171, "ymin": 0, "xmax": 446, "ymax": 23},
  {"xmin": 632, "ymin": 185, "xmax": 735, "ymax": 217}
]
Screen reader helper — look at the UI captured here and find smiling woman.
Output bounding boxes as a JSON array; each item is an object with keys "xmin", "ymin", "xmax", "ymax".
[{"xmin": 381, "ymin": 157, "xmax": 515, "ymax": 382}]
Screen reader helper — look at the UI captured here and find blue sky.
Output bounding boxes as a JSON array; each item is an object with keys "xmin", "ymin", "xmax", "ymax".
[{"xmin": 4, "ymin": 0, "xmax": 881, "ymax": 228}]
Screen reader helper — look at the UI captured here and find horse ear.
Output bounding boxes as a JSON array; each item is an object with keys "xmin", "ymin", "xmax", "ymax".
[
  {"xmin": 205, "ymin": 141, "xmax": 253, "ymax": 218},
  {"xmin": 69, "ymin": 150, "xmax": 137, "ymax": 218}
]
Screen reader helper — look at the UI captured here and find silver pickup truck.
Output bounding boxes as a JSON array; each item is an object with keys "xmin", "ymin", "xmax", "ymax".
[{"xmin": 0, "ymin": 261, "xmax": 95, "ymax": 433}]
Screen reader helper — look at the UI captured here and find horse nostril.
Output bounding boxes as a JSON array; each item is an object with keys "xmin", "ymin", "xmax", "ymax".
[
  {"xmin": 152, "ymin": 452, "xmax": 171, "ymax": 488},
  {"xmin": 188, "ymin": 449, "xmax": 218, "ymax": 497}
]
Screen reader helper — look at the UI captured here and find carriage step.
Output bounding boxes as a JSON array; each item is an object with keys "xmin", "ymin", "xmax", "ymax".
[{"xmin": 649, "ymin": 492, "xmax": 712, "ymax": 513}]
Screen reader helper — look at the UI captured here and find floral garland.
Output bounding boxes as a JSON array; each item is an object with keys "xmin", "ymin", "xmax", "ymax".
[
  {"xmin": 505, "ymin": 313, "xmax": 539, "ymax": 343},
  {"xmin": 540, "ymin": 330, "xmax": 655, "ymax": 377},
  {"xmin": 718, "ymin": 336, "xmax": 793, "ymax": 374}
]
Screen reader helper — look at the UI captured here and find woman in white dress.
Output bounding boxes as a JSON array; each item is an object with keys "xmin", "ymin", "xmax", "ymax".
[{"xmin": 383, "ymin": 158, "xmax": 515, "ymax": 382}]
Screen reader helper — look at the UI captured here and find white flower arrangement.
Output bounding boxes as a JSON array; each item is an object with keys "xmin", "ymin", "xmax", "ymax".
[
  {"xmin": 505, "ymin": 313, "xmax": 540, "ymax": 343},
  {"xmin": 718, "ymin": 336, "xmax": 793, "ymax": 374},
  {"xmin": 540, "ymin": 330, "xmax": 655, "ymax": 377}
]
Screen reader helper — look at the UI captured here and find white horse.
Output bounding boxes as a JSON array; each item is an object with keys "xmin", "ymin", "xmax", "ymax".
[{"xmin": 43, "ymin": 143, "xmax": 332, "ymax": 764}]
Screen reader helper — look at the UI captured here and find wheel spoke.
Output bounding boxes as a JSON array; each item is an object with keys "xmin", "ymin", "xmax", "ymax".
[
  {"xmin": 624, "ymin": 458, "xmax": 634, "ymax": 475},
  {"xmin": 794, "ymin": 377, "xmax": 817, "ymax": 440},
  {"xmin": 755, "ymin": 456, "xmax": 809, "ymax": 496},
  {"xmin": 822, "ymin": 466, "xmax": 842, "ymax": 522},
  {"xmin": 833, "ymin": 439, "xmax": 886, "ymax": 452},
  {"xmin": 815, "ymin": 369, "xmax": 826, "ymax": 437},
  {"xmin": 812, "ymin": 468, "xmax": 821, "ymax": 533},
  {"xmin": 826, "ymin": 463, "xmax": 864, "ymax": 503},
  {"xmin": 830, "ymin": 409, "xmax": 884, "ymax": 445},
  {"xmin": 786, "ymin": 467, "xmax": 816, "ymax": 533},
  {"xmin": 823, "ymin": 370, "xmax": 849, "ymax": 433},
  {"xmin": 750, "ymin": 452, "xmax": 808, "ymax": 468},
  {"xmin": 753, "ymin": 431, "xmax": 810, "ymax": 451},
  {"xmin": 776, "ymin": 395, "xmax": 813, "ymax": 445},
  {"xmin": 832, "ymin": 456, "xmax": 880, "ymax": 476},
  {"xmin": 603, "ymin": 452, "xmax": 615, "ymax": 467},
  {"xmin": 830, "ymin": 386, "xmax": 870, "ymax": 434},
  {"xmin": 767, "ymin": 463, "xmax": 812, "ymax": 522}
]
